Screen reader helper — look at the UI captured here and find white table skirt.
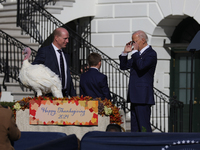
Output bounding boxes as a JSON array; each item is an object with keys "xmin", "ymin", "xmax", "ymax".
[{"xmin": 16, "ymin": 109, "xmax": 110, "ymax": 140}]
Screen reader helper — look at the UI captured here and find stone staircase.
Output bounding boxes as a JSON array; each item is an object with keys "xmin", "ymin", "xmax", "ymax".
[{"xmin": 0, "ymin": 2, "xmax": 39, "ymax": 50}]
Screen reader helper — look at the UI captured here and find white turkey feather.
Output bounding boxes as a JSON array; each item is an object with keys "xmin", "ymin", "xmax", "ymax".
[
  {"xmin": 23, "ymin": 62, "xmax": 61, "ymax": 88},
  {"xmin": 19, "ymin": 48, "xmax": 63, "ymax": 98}
]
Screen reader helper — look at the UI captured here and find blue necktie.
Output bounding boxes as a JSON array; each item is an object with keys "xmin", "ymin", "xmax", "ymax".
[{"xmin": 57, "ymin": 50, "xmax": 65, "ymax": 89}]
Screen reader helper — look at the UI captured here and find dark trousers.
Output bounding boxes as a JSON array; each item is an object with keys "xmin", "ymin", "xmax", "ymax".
[
  {"xmin": 62, "ymin": 89, "xmax": 68, "ymax": 97},
  {"xmin": 131, "ymin": 103, "xmax": 152, "ymax": 132}
]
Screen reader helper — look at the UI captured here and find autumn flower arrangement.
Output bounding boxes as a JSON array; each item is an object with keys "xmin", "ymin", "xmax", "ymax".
[{"xmin": 13, "ymin": 96, "xmax": 123, "ymax": 125}]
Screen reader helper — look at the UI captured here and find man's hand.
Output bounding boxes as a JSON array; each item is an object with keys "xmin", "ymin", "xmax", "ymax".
[{"xmin": 123, "ymin": 41, "xmax": 133, "ymax": 53}]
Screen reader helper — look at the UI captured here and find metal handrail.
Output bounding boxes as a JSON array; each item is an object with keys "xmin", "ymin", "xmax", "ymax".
[
  {"xmin": 0, "ymin": 29, "xmax": 37, "ymax": 91},
  {"xmin": 152, "ymin": 88, "xmax": 184, "ymax": 132}
]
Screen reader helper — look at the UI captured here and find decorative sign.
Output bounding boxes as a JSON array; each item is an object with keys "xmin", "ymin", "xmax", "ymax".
[{"xmin": 29, "ymin": 100, "xmax": 98, "ymax": 125}]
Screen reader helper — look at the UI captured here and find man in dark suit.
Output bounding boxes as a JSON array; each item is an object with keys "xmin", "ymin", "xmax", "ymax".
[
  {"xmin": 32, "ymin": 27, "xmax": 76, "ymax": 97},
  {"xmin": 119, "ymin": 30, "xmax": 157, "ymax": 132},
  {"xmin": 80, "ymin": 53, "xmax": 111, "ymax": 100}
]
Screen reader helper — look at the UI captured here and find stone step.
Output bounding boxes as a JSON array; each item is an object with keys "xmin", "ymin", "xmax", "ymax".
[
  {"xmin": 0, "ymin": 45, "xmax": 39, "ymax": 54},
  {"xmin": 25, "ymin": 44, "xmax": 40, "ymax": 51},
  {"xmin": 4, "ymin": 82, "xmax": 25, "ymax": 93},
  {"xmin": 10, "ymin": 35, "xmax": 31, "ymax": 43},
  {"xmin": 0, "ymin": 34, "xmax": 31, "ymax": 43},
  {"xmin": 53, "ymin": 1, "xmax": 74, "ymax": 7},
  {"xmin": 0, "ymin": 23, "xmax": 17, "ymax": 29},
  {"xmin": 0, "ymin": 77, "xmax": 33, "ymax": 101},
  {"xmin": 45, "ymin": 0, "xmax": 75, "ymax": 7},
  {"xmin": 0, "ymin": 12, "xmax": 16, "ymax": 18},
  {"xmin": 1, "ymin": 1, "xmax": 17, "ymax": 9},
  {"xmin": 12, "ymin": 91, "xmax": 35, "ymax": 101},
  {"xmin": 0, "ymin": 8, "xmax": 16, "ymax": 15},
  {"xmin": 0, "ymin": 35, "xmax": 40, "ymax": 51},
  {"xmin": 0, "ymin": 17, "xmax": 16, "ymax": 24},
  {"xmin": 1, "ymin": 27, "xmax": 23, "ymax": 35},
  {"xmin": 44, "ymin": 5, "xmax": 63, "ymax": 14}
]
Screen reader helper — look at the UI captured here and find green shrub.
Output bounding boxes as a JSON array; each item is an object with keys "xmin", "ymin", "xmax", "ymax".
[{"xmin": 0, "ymin": 102, "xmax": 15, "ymax": 109}]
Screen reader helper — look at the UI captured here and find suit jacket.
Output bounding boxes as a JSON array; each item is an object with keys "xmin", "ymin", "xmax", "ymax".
[
  {"xmin": 32, "ymin": 44, "xmax": 76, "ymax": 97},
  {"xmin": 119, "ymin": 46, "xmax": 157, "ymax": 105},
  {"xmin": 0, "ymin": 105, "xmax": 21, "ymax": 150},
  {"xmin": 80, "ymin": 68, "xmax": 111, "ymax": 100}
]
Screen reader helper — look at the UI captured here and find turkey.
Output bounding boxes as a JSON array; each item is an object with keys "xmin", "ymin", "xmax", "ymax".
[{"xmin": 19, "ymin": 47, "xmax": 63, "ymax": 98}]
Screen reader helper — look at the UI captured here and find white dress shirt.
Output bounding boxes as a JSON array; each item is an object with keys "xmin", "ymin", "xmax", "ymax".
[{"xmin": 52, "ymin": 43, "xmax": 67, "ymax": 89}]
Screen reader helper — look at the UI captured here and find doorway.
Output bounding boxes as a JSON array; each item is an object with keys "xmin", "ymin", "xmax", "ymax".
[{"xmin": 170, "ymin": 50, "xmax": 200, "ymax": 132}]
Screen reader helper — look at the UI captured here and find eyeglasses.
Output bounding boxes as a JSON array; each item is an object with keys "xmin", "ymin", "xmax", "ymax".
[{"xmin": 131, "ymin": 41, "xmax": 135, "ymax": 45}]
